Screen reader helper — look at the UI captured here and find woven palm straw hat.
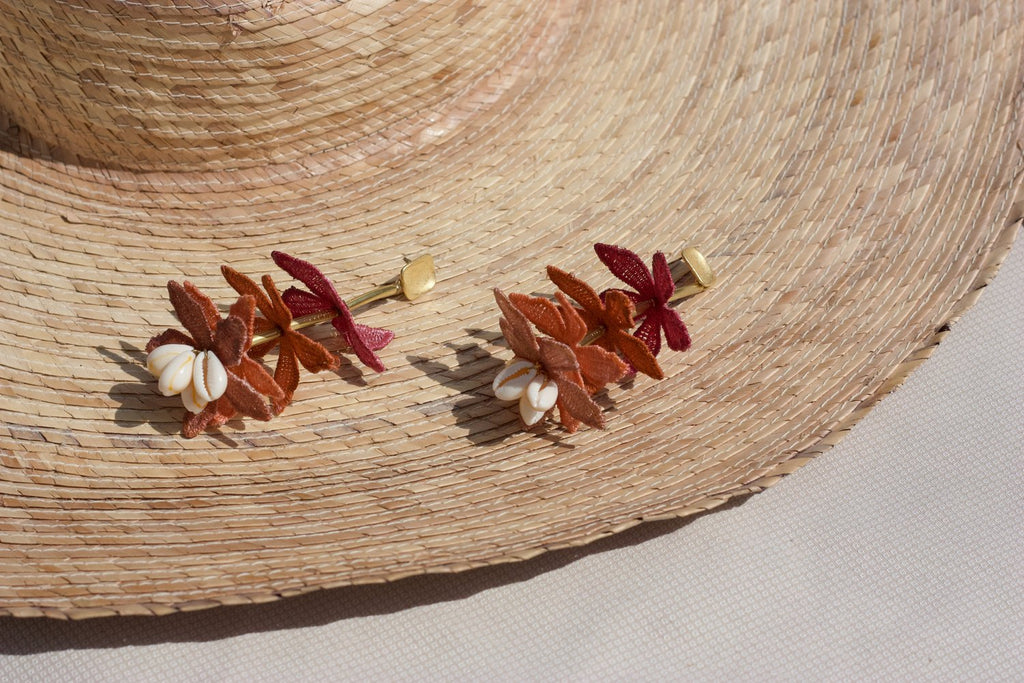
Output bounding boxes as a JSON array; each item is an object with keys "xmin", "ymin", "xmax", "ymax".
[{"xmin": 0, "ymin": 1, "xmax": 1021, "ymax": 619}]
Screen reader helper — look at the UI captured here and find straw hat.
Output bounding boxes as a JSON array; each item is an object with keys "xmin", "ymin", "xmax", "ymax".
[{"xmin": 0, "ymin": 1, "xmax": 1020, "ymax": 619}]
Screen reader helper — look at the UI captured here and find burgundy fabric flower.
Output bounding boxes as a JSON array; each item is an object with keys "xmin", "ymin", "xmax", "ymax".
[
  {"xmin": 271, "ymin": 251, "xmax": 394, "ymax": 373},
  {"xmin": 146, "ymin": 282, "xmax": 284, "ymax": 438},
  {"xmin": 594, "ymin": 243, "xmax": 691, "ymax": 357}
]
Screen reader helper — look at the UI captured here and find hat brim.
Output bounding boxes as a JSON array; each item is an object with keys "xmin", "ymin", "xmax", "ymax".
[{"xmin": 1, "ymin": 2, "xmax": 1022, "ymax": 618}]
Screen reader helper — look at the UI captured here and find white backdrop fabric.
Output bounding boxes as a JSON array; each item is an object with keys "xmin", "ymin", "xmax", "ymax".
[{"xmin": 1, "ymin": 234, "xmax": 1021, "ymax": 681}]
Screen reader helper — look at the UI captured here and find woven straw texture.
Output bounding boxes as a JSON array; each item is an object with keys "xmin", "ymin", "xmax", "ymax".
[{"xmin": 0, "ymin": 0, "xmax": 1021, "ymax": 619}]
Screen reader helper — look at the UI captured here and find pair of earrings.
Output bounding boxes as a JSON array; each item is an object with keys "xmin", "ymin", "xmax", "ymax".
[{"xmin": 144, "ymin": 244, "xmax": 715, "ymax": 438}]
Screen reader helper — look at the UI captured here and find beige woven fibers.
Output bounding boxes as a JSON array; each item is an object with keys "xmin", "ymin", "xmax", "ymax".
[{"xmin": 0, "ymin": 0, "xmax": 1021, "ymax": 619}]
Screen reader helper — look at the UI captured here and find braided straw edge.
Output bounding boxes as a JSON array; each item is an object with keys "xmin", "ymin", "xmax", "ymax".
[{"xmin": 2, "ymin": 211, "xmax": 1019, "ymax": 621}]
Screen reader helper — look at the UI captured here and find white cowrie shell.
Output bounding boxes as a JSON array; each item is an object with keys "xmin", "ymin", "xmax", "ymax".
[
  {"xmin": 525, "ymin": 373, "xmax": 558, "ymax": 412},
  {"xmin": 180, "ymin": 384, "xmax": 208, "ymax": 414},
  {"xmin": 492, "ymin": 359, "xmax": 538, "ymax": 401},
  {"xmin": 192, "ymin": 351, "xmax": 228, "ymax": 405},
  {"xmin": 202, "ymin": 351, "xmax": 228, "ymax": 402},
  {"xmin": 147, "ymin": 344, "xmax": 194, "ymax": 377},
  {"xmin": 518, "ymin": 393, "xmax": 548, "ymax": 426},
  {"xmin": 158, "ymin": 349, "xmax": 196, "ymax": 397}
]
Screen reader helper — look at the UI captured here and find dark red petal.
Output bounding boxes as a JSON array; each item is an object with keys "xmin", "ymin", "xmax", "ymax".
[
  {"xmin": 272, "ymin": 251, "xmax": 346, "ymax": 312},
  {"xmin": 594, "ymin": 243, "xmax": 657, "ymax": 298},
  {"xmin": 281, "ymin": 287, "xmax": 334, "ymax": 318},
  {"xmin": 661, "ymin": 309, "xmax": 691, "ymax": 352},
  {"xmin": 146, "ymin": 329, "xmax": 195, "ymax": 353},
  {"xmin": 223, "ymin": 374, "xmax": 274, "ymax": 421},
  {"xmin": 167, "ymin": 281, "xmax": 215, "ymax": 349},
  {"xmin": 651, "ymin": 252, "xmax": 675, "ymax": 303},
  {"xmin": 326, "ymin": 297, "xmax": 357, "ymax": 336},
  {"xmin": 334, "ymin": 317, "xmax": 386, "ymax": 373},
  {"xmin": 352, "ymin": 324, "xmax": 394, "ymax": 352},
  {"xmin": 632, "ymin": 311, "xmax": 664, "ymax": 357}
]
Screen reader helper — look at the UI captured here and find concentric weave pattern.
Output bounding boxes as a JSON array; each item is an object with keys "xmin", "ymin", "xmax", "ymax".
[{"xmin": 0, "ymin": 0, "xmax": 1021, "ymax": 617}]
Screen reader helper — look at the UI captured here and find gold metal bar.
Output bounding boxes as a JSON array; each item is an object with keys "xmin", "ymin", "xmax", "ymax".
[
  {"xmin": 251, "ymin": 311, "xmax": 334, "ymax": 347},
  {"xmin": 580, "ymin": 326, "xmax": 606, "ymax": 346},
  {"xmin": 345, "ymin": 282, "xmax": 401, "ymax": 311},
  {"xmin": 249, "ymin": 254, "xmax": 436, "ymax": 348}
]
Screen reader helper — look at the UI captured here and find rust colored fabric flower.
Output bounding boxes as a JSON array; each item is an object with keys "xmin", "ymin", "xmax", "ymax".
[
  {"xmin": 594, "ymin": 243, "xmax": 691, "ymax": 356},
  {"xmin": 146, "ymin": 281, "xmax": 284, "ymax": 438},
  {"xmin": 507, "ymin": 291, "xmax": 627, "ymax": 394},
  {"xmin": 272, "ymin": 251, "xmax": 394, "ymax": 373},
  {"xmin": 546, "ymin": 266, "xmax": 664, "ymax": 380},
  {"xmin": 222, "ymin": 266, "xmax": 339, "ymax": 415},
  {"xmin": 493, "ymin": 289, "xmax": 604, "ymax": 432}
]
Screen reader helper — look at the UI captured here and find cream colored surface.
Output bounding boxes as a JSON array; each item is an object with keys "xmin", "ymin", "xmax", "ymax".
[
  {"xmin": 1, "ymin": 1, "xmax": 1021, "ymax": 616},
  {"xmin": 0, "ymin": 235, "xmax": 1020, "ymax": 680}
]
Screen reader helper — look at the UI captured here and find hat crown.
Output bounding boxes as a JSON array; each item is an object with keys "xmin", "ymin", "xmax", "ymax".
[{"xmin": 0, "ymin": 0, "xmax": 549, "ymax": 172}]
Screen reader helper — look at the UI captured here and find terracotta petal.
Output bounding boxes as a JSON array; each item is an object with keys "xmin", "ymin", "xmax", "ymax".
[
  {"xmin": 555, "ymin": 377, "xmax": 604, "ymax": 430},
  {"xmin": 235, "ymin": 356, "xmax": 285, "ymax": 401},
  {"xmin": 213, "ymin": 315, "xmax": 248, "ymax": 368},
  {"xmin": 494, "ymin": 288, "xmax": 540, "ymax": 361},
  {"xmin": 221, "ymin": 266, "xmax": 275, "ymax": 321},
  {"xmin": 574, "ymin": 345, "xmax": 627, "ymax": 391},
  {"xmin": 223, "ymin": 374, "xmax": 273, "ymax": 421},
  {"xmin": 271, "ymin": 340, "xmax": 300, "ymax": 415},
  {"xmin": 146, "ymin": 328, "xmax": 194, "ymax": 354},
  {"xmin": 167, "ymin": 281, "xmax": 215, "ymax": 349},
  {"xmin": 289, "ymin": 331, "xmax": 339, "ymax": 373}
]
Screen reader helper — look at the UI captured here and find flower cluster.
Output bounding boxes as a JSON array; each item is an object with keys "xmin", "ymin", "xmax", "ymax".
[
  {"xmin": 145, "ymin": 254, "xmax": 393, "ymax": 438},
  {"xmin": 492, "ymin": 244, "xmax": 695, "ymax": 432}
]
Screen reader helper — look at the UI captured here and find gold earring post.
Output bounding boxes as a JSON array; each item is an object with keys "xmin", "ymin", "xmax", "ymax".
[
  {"xmin": 250, "ymin": 254, "xmax": 436, "ymax": 347},
  {"xmin": 579, "ymin": 247, "xmax": 716, "ymax": 346}
]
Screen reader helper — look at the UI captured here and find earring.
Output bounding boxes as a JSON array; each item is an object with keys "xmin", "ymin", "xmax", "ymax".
[
  {"xmin": 144, "ymin": 253, "xmax": 435, "ymax": 438},
  {"xmin": 491, "ymin": 243, "xmax": 716, "ymax": 433}
]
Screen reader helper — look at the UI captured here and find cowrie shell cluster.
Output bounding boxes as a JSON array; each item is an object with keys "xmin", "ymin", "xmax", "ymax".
[
  {"xmin": 146, "ymin": 344, "xmax": 228, "ymax": 414},
  {"xmin": 492, "ymin": 358, "xmax": 559, "ymax": 426}
]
